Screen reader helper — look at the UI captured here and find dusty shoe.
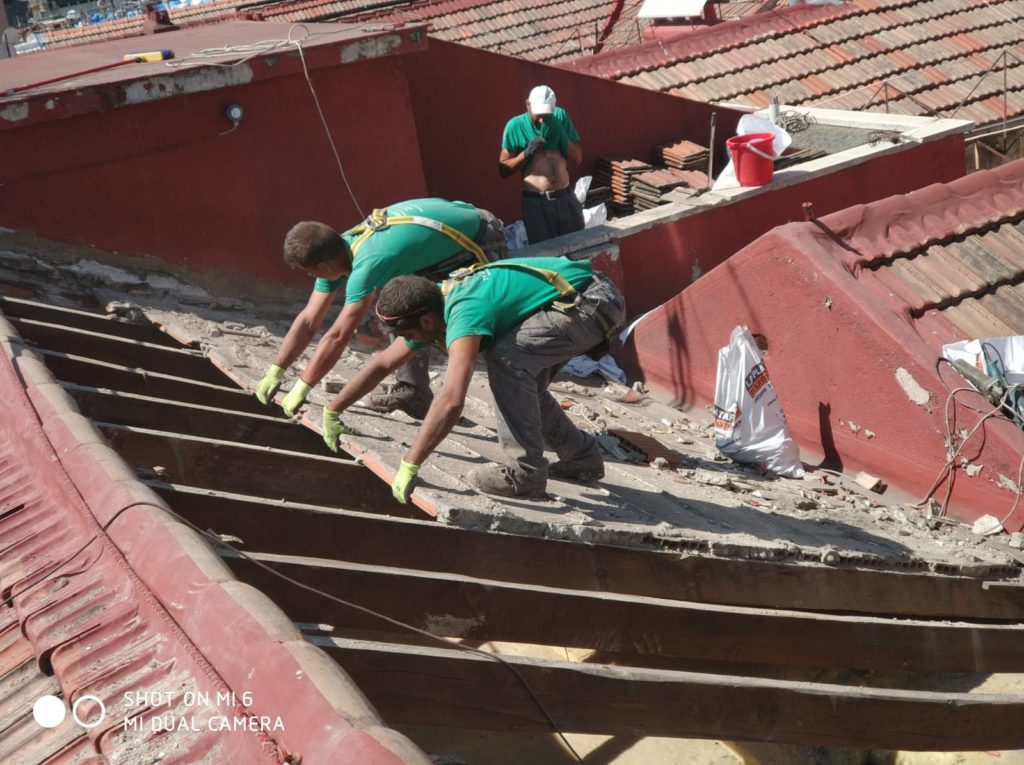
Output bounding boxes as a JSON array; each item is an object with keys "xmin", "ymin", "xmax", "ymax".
[
  {"xmin": 365, "ymin": 383, "xmax": 433, "ymax": 420},
  {"xmin": 468, "ymin": 465, "xmax": 546, "ymax": 498},
  {"xmin": 548, "ymin": 460, "xmax": 605, "ymax": 483}
]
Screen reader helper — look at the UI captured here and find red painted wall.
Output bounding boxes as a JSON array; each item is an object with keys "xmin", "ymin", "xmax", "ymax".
[
  {"xmin": 0, "ymin": 52, "xmax": 428, "ymax": 287},
  {"xmin": 610, "ymin": 133, "xmax": 968, "ymax": 316},
  {"xmin": 404, "ymin": 39, "xmax": 740, "ymax": 227},
  {"xmin": 625, "ymin": 221, "xmax": 1024, "ymax": 529}
]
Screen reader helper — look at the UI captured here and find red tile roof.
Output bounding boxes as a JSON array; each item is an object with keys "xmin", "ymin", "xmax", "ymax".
[
  {"xmin": 566, "ymin": 0, "xmax": 1024, "ymax": 129},
  {"xmin": 0, "ymin": 317, "xmax": 427, "ymax": 764},
  {"xmin": 36, "ymin": 0, "xmax": 242, "ymax": 49},
  {"xmin": 817, "ymin": 159, "xmax": 1024, "ymax": 334}
]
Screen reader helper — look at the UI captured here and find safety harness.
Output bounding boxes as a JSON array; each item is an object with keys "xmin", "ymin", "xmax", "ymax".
[
  {"xmin": 441, "ymin": 261, "xmax": 579, "ymax": 311},
  {"xmin": 347, "ymin": 208, "xmax": 489, "ymax": 265}
]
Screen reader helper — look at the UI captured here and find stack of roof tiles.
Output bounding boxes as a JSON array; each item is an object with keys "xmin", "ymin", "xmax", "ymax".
[
  {"xmin": 594, "ymin": 156, "xmax": 653, "ymax": 215},
  {"xmin": 567, "ymin": 0, "xmax": 1024, "ymax": 131},
  {"xmin": 631, "ymin": 167, "xmax": 709, "ymax": 208},
  {"xmin": 657, "ymin": 138, "xmax": 710, "ymax": 170}
]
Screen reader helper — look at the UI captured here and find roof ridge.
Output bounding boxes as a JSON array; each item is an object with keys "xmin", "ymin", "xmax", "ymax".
[{"xmin": 818, "ymin": 160, "xmax": 1024, "ymax": 272}]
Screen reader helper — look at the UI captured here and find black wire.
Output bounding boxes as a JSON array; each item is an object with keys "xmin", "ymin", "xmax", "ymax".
[{"xmin": 160, "ymin": 504, "xmax": 588, "ymax": 765}]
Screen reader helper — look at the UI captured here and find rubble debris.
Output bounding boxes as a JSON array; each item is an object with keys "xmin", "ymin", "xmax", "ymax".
[
  {"xmin": 609, "ymin": 429, "xmax": 684, "ymax": 467},
  {"xmin": 963, "ymin": 461, "xmax": 983, "ymax": 477},
  {"xmin": 693, "ymin": 469, "xmax": 733, "ymax": 488},
  {"xmin": 854, "ymin": 471, "xmax": 883, "ymax": 492},
  {"xmin": 1010, "ymin": 532, "xmax": 1023, "ymax": 550},
  {"xmin": 972, "ymin": 514, "xmax": 1004, "ymax": 536}
]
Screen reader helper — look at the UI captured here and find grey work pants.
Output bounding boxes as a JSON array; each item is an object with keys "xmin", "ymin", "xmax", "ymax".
[
  {"xmin": 484, "ymin": 272, "xmax": 626, "ymax": 483},
  {"xmin": 393, "ymin": 337, "xmax": 431, "ymax": 393}
]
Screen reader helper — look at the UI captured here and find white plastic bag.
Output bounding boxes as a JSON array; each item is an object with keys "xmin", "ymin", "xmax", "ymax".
[
  {"xmin": 574, "ymin": 175, "xmax": 592, "ymax": 204},
  {"xmin": 583, "ymin": 203, "xmax": 607, "ymax": 228},
  {"xmin": 504, "ymin": 220, "xmax": 529, "ymax": 251},
  {"xmin": 942, "ymin": 336, "xmax": 1024, "ymax": 387},
  {"xmin": 714, "ymin": 325, "xmax": 804, "ymax": 477}
]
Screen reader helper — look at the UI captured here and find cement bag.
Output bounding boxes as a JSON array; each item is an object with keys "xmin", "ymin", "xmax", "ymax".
[{"xmin": 714, "ymin": 325, "xmax": 804, "ymax": 477}]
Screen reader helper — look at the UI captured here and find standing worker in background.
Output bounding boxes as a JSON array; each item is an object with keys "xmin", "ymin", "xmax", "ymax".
[
  {"xmin": 321, "ymin": 257, "xmax": 625, "ymax": 502},
  {"xmin": 498, "ymin": 85, "xmax": 584, "ymax": 245},
  {"xmin": 254, "ymin": 198, "xmax": 506, "ymax": 419}
]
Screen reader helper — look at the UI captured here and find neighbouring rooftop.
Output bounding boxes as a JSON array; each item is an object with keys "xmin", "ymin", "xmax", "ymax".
[{"xmin": 567, "ymin": 0, "xmax": 1024, "ymax": 134}]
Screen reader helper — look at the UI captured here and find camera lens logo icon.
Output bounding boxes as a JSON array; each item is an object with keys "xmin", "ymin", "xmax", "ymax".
[{"xmin": 33, "ymin": 694, "xmax": 106, "ymax": 729}]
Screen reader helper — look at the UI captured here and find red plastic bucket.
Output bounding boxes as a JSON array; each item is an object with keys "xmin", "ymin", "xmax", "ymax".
[{"xmin": 726, "ymin": 132, "xmax": 775, "ymax": 186}]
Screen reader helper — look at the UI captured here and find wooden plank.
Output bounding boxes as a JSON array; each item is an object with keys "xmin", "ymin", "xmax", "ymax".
[
  {"xmin": 97, "ymin": 424, "xmax": 406, "ymax": 514},
  {"xmin": 312, "ymin": 636, "xmax": 1024, "ymax": 750},
  {"xmin": 37, "ymin": 350, "xmax": 270, "ymax": 415},
  {"xmin": 154, "ymin": 482, "xmax": 1024, "ymax": 620},
  {"xmin": 0, "ymin": 296, "xmax": 181, "ymax": 347},
  {"xmin": 10, "ymin": 317, "xmax": 228, "ymax": 385},
  {"xmin": 66, "ymin": 384, "xmax": 317, "ymax": 452},
  {"xmin": 224, "ymin": 551, "xmax": 1024, "ymax": 673}
]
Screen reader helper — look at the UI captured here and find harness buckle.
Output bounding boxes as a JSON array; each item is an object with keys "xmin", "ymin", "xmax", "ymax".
[{"xmin": 366, "ymin": 208, "xmax": 389, "ymax": 232}]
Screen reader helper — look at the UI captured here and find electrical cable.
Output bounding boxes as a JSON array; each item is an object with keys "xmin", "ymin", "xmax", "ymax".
[
  {"xmin": 914, "ymin": 383, "xmax": 1021, "ymax": 521},
  {"xmin": 289, "ymin": 25, "xmax": 366, "ymax": 221},
  {"xmin": 158, "ymin": 501, "xmax": 588, "ymax": 764}
]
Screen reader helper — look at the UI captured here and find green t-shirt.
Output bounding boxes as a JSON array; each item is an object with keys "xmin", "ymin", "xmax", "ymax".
[
  {"xmin": 313, "ymin": 198, "xmax": 481, "ymax": 303},
  {"xmin": 408, "ymin": 257, "xmax": 594, "ymax": 352},
  {"xmin": 501, "ymin": 108, "xmax": 581, "ymax": 160}
]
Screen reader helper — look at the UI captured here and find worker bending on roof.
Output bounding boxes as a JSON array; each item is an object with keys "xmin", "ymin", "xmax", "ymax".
[
  {"xmin": 255, "ymin": 198, "xmax": 506, "ymax": 419},
  {"xmin": 321, "ymin": 257, "xmax": 625, "ymax": 502},
  {"xmin": 499, "ymin": 85, "xmax": 585, "ymax": 245}
]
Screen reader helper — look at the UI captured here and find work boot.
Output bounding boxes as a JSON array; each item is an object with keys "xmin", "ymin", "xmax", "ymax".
[
  {"xmin": 365, "ymin": 383, "xmax": 433, "ymax": 420},
  {"xmin": 467, "ymin": 465, "xmax": 546, "ymax": 499},
  {"xmin": 548, "ymin": 460, "xmax": 605, "ymax": 483}
]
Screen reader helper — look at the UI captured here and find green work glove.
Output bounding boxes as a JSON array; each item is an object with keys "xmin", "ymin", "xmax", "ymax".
[
  {"xmin": 255, "ymin": 364, "xmax": 284, "ymax": 405},
  {"xmin": 321, "ymin": 407, "xmax": 354, "ymax": 453},
  {"xmin": 281, "ymin": 380, "xmax": 312, "ymax": 417},
  {"xmin": 391, "ymin": 460, "xmax": 420, "ymax": 504}
]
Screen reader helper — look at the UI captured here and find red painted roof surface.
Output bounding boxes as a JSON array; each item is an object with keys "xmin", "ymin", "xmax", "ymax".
[
  {"xmin": 628, "ymin": 158, "xmax": 1024, "ymax": 527},
  {"xmin": 0, "ymin": 319, "xmax": 428, "ymax": 762},
  {"xmin": 0, "ymin": 21, "xmax": 427, "ymax": 119},
  {"xmin": 566, "ymin": 0, "xmax": 1024, "ymax": 129}
]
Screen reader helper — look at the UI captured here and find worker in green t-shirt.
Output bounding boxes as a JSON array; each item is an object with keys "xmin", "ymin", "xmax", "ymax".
[
  {"xmin": 499, "ymin": 85, "xmax": 584, "ymax": 245},
  {"xmin": 254, "ymin": 198, "xmax": 506, "ymax": 419},
  {"xmin": 321, "ymin": 257, "xmax": 626, "ymax": 503}
]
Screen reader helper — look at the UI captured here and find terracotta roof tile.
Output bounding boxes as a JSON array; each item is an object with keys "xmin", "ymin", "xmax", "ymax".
[{"xmin": 566, "ymin": 0, "xmax": 1024, "ymax": 128}]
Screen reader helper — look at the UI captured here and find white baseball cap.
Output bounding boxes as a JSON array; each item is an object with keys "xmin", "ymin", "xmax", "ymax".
[{"xmin": 527, "ymin": 85, "xmax": 556, "ymax": 115}]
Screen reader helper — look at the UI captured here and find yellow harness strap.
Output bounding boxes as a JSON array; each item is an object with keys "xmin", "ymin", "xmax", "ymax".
[
  {"xmin": 441, "ymin": 261, "xmax": 578, "ymax": 310},
  {"xmin": 347, "ymin": 208, "xmax": 488, "ymax": 264}
]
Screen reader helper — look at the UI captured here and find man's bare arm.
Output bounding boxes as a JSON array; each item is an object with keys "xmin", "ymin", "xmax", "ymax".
[
  {"xmin": 404, "ymin": 335, "xmax": 480, "ymax": 465},
  {"xmin": 567, "ymin": 140, "xmax": 582, "ymax": 167},
  {"xmin": 273, "ymin": 289, "xmax": 337, "ymax": 370},
  {"xmin": 498, "ymin": 147, "xmax": 528, "ymax": 178},
  {"xmin": 327, "ymin": 336, "xmax": 415, "ymax": 413},
  {"xmin": 295, "ymin": 293, "xmax": 376, "ymax": 386}
]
